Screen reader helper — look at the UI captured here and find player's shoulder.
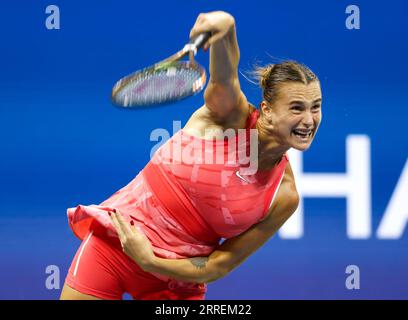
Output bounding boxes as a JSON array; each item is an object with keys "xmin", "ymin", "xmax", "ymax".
[
  {"xmin": 184, "ymin": 99, "xmax": 254, "ymax": 134},
  {"xmin": 202, "ymin": 88, "xmax": 250, "ymax": 124}
]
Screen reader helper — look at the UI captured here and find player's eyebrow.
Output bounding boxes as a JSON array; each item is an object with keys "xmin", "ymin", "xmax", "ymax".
[{"xmin": 289, "ymin": 98, "xmax": 322, "ymax": 105}]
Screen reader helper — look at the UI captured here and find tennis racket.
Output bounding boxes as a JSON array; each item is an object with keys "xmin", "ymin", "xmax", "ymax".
[{"xmin": 111, "ymin": 32, "xmax": 211, "ymax": 108}]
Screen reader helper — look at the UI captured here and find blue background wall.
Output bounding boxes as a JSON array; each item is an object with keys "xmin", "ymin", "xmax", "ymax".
[{"xmin": 0, "ymin": 0, "xmax": 407, "ymax": 299}]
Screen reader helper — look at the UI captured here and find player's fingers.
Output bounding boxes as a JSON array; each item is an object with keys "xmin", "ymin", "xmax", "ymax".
[
  {"xmin": 114, "ymin": 210, "xmax": 133, "ymax": 236},
  {"xmin": 189, "ymin": 21, "xmax": 214, "ymax": 40},
  {"xmin": 129, "ymin": 219, "xmax": 139, "ymax": 234},
  {"xmin": 190, "ymin": 26, "xmax": 204, "ymax": 40},
  {"xmin": 109, "ymin": 211, "xmax": 126, "ymax": 241},
  {"xmin": 129, "ymin": 220, "xmax": 147, "ymax": 238},
  {"xmin": 190, "ymin": 28, "xmax": 214, "ymax": 52},
  {"xmin": 203, "ymin": 32, "xmax": 224, "ymax": 50},
  {"xmin": 194, "ymin": 13, "xmax": 208, "ymax": 27}
]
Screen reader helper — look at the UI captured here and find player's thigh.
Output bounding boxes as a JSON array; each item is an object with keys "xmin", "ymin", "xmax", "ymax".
[{"xmin": 60, "ymin": 282, "xmax": 102, "ymax": 300}]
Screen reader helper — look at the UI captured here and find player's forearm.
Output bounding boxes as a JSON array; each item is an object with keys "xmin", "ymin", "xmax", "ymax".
[
  {"xmin": 142, "ymin": 220, "xmax": 282, "ymax": 284},
  {"xmin": 145, "ymin": 252, "xmax": 227, "ymax": 284},
  {"xmin": 209, "ymin": 19, "xmax": 240, "ymax": 83},
  {"xmin": 143, "ymin": 225, "xmax": 275, "ymax": 284}
]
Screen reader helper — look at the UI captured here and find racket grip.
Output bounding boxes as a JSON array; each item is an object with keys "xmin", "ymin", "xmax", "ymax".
[{"xmin": 189, "ymin": 32, "xmax": 211, "ymax": 50}]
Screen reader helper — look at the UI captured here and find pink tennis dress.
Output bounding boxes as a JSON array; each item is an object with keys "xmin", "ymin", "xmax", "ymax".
[{"xmin": 65, "ymin": 108, "xmax": 289, "ymax": 299}]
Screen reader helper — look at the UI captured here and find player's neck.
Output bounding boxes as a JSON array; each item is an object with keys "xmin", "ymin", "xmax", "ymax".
[
  {"xmin": 257, "ymin": 142, "xmax": 287, "ymax": 171},
  {"xmin": 256, "ymin": 124, "xmax": 289, "ymax": 171}
]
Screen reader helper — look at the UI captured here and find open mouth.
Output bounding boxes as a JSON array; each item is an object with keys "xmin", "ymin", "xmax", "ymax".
[{"xmin": 292, "ymin": 128, "xmax": 313, "ymax": 140}]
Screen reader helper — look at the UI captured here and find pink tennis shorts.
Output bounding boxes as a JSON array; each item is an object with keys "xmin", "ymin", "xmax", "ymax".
[{"xmin": 65, "ymin": 231, "xmax": 207, "ymax": 300}]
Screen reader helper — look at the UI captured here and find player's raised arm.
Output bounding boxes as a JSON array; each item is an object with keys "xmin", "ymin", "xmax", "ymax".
[{"xmin": 189, "ymin": 11, "xmax": 248, "ymax": 121}]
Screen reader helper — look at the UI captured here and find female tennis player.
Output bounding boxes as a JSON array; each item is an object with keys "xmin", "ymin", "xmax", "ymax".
[{"xmin": 60, "ymin": 11, "xmax": 322, "ymax": 300}]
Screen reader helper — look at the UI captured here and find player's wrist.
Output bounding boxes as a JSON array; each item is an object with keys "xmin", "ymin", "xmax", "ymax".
[{"xmin": 138, "ymin": 255, "xmax": 158, "ymax": 272}]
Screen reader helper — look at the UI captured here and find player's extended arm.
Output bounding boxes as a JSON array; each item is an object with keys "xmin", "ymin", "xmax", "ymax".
[
  {"xmin": 145, "ymin": 167, "xmax": 299, "ymax": 284},
  {"xmin": 190, "ymin": 11, "xmax": 248, "ymax": 120}
]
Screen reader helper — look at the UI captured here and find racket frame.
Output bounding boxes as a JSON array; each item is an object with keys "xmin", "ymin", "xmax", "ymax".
[{"xmin": 111, "ymin": 33, "xmax": 211, "ymax": 108}]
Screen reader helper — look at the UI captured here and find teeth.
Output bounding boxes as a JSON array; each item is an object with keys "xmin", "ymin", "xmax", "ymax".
[{"xmin": 293, "ymin": 129, "xmax": 312, "ymax": 138}]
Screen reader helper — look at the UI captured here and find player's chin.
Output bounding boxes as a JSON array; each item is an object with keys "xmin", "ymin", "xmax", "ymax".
[{"xmin": 292, "ymin": 143, "xmax": 311, "ymax": 151}]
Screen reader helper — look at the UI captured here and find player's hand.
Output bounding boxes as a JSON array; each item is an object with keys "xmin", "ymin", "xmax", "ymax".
[
  {"xmin": 109, "ymin": 209, "xmax": 156, "ymax": 271},
  {"xmin": 190, "ymin": 11, "xmax": 235, "ymax": 51}
]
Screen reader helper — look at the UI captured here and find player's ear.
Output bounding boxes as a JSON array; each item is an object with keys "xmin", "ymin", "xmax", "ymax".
[
  {"xmin": 260, "ymin": 101, "xmax": 274, "ymax": 120},
  {"xmin": 260, "ymin": 100, "xmax": 269, "ymax": 112}
]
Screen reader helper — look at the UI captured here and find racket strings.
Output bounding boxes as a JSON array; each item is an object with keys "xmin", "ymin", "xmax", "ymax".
[{"xmin": 116, "ymin": 66, "xmax": 204, "ymax": 107}]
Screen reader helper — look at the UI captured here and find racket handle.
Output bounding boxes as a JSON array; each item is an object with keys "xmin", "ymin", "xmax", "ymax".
[{"xmin": 189, "ymin": 32, "xmax": 211, "ymax": 50}]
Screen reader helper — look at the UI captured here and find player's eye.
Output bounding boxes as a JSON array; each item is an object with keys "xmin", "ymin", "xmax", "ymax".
[{"xmin": 290, "ymin": 106, "xmax": 302, "ymax": 113}]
